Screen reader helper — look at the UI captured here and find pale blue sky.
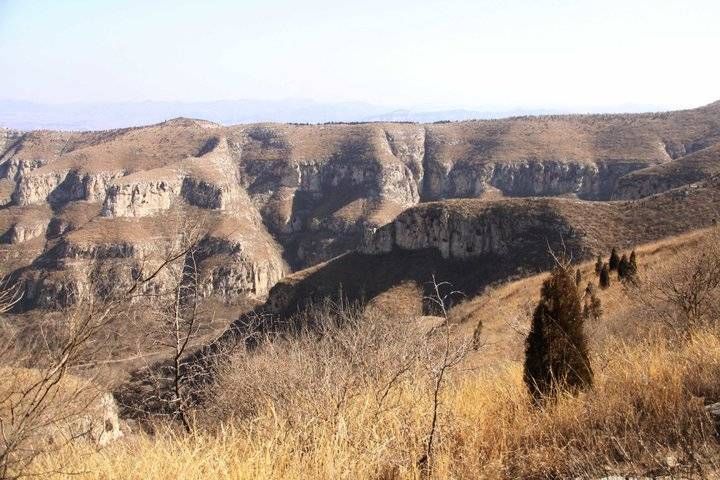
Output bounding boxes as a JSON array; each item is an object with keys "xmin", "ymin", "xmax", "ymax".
[{"xmin": 1, "ymin": 0, "xmax": 719, "ymax": 109}]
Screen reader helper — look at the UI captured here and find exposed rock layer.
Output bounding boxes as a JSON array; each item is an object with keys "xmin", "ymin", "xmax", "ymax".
[
  {"xmin": 1, "ymin": 102, "xmax": 720, "ymax": 309},
  {"xmin": 261, "ymin": 177, "xmax": 720, "ymax": 318}
]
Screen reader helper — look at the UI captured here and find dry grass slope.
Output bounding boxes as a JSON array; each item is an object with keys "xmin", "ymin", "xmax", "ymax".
[{"xmin": 19, "ymin": 226, "xmax": 720, "ymax": 479}]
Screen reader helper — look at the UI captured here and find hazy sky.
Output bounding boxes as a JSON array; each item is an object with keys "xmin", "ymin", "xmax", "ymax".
[{"xmin": 1, "ymin": 0, "xmax": 719, "ymax": 109}]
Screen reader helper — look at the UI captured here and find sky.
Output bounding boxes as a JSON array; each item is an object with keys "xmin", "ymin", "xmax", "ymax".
[{"xmin": 0, "ymin": 0, "xmax": 719, "ymax": 111}]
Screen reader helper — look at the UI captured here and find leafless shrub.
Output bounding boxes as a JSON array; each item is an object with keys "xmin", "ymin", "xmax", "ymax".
[
  {"xmin": 205, "ymin": 290, "xmax": 471, "ymax": 429},
  {"xmin": 635, "ymin": 227, "xmax": 720, "ymax": 334},
  {"xmin": 202, "ymin": 278, "xmax": 472, "ymax": 478},
  {"xmin": 0, "ymin": 217, "xmax": 212, "ymax": 477},
  {"xmin": 204, "ymin": 299, "xmax": 426, "ymax": 425},
  {"xmin": 0, "ymin": 275, "xmax": 123, "ymax": 479},
  {"xmin": 419, "ymin": 277, "xmax": 471, "ymax": 476}
]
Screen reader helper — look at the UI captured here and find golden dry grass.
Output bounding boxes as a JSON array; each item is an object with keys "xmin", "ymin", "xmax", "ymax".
[
  {"xmin": 451, "ymin": 227, "xmax": 716, "ymax": 366},
  {"xmin": 29, "ymin": 326, "xmax": 720, "ymax": 479},
  {"xmin": 22, "ymin": 228, "xmax": 720, "ymax": 479}
]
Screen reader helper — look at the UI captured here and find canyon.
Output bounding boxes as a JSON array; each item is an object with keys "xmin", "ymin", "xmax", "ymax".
[{"xmin": 1, "ymin": 101, "xmax": 720, "ymax": 311}]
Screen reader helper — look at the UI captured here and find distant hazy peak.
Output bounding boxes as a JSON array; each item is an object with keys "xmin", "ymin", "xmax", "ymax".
[{"xmin": 0, "ymin": 99, "xmax": 696, "ymax": 132}]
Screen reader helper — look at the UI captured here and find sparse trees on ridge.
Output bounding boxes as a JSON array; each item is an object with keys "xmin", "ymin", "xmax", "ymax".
[{"xmin": 598, "ymin": 248, "xmax": 639, "ymax": 285}]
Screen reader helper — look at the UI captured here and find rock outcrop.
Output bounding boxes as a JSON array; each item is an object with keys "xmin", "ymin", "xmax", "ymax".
[
  {"xmin": 260, "ymin": 178, "xmax": 720, "ymax": 319},
  {"xmin": 14, "ymin": 169, "xmax": 122, "ymax": 206},
  {"xmin": 1, "ymin": 102, "xmax": 720, "ymax": 310},
  {"xmin": 613, "ymin": 144, "xmax": 720, "ymax": 200},
  {"xmin": 0, "ymin": 368, "xmax": 125, "ymax": 450},
  {"xmin": 102, "ymin": 175, "xmax": 181, "ymax": 217}
]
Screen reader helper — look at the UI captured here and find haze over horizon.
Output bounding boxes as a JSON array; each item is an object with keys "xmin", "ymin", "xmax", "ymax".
[{"xmin": 1, "ymin": 0, "xmax": 719, "ymax": 128}]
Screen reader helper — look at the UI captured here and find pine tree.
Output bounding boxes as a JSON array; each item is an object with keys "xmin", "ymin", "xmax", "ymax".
[
  {"xmin": 594, "ymin": 255, "xmax": 603, "ymax": 275},
  {"xmin": 618, "ymin": 254, "xmax": 629, "ymax": 280},
  {"xmin": 583, "ymin": 282, "xmax": 602, "ymax": 321},
  {"xmin": 599, "ymin": 263, "xmax": 611, "ymax": 289},
  {"xmin": 524, "ymin": 265, "xmax": 594, "ymax": 401},
  {"xmin": 627, "ymin": 250, "xmax": 638, "ymax": 282},
  {"xmin": 575, "ymin": 268, "xmax": 582, "ymax": 288},
  {"xmin": 609, "ymin": 247, "xmax": 620, "ymax": 271}
]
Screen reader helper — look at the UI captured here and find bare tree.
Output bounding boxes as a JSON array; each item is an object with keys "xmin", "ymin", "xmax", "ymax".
[
  {"xmin": 153, "ymin": 244, "xmax": 204, "ymax": 433},
  {"xmin": 419, "ymin": 276, "xmax": 470, "ymax": 476},
  {"xmin": 116, "ymin": 220, "xmax": 214, "ymax": 431},
  {"xmin": 0, "ymin": 214, "xmax": 212, "ymax": 477},
  {"xmin": 0, "ymin": 275, "xmax": 124, "ymax": 479},
  {"xmin": 635, "ymin": 228, "xmax": 720, "ymax": 333}
]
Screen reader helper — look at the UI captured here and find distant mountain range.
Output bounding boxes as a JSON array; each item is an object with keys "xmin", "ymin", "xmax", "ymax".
[{"xmin": 0, "ymin": 99, "xmax": 670, "ymax": 131}]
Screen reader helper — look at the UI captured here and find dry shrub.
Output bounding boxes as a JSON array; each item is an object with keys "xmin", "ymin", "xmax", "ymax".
[
  {"xmin": 636, "ymin": 227, "xmax": 720, "ymax": 333},
  {"xmin": 28, "ymin": 324, "xmax": 720, "ymax": 479},
  {"xmin": 438, "ymin": 329, "xmax": 720, "ymax": 478},
  {"xmin": 202, "ymin": 300, "xmax": 441, "ymax": 426}
]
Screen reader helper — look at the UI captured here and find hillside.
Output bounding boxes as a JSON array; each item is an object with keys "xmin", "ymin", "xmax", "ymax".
[
  {"xmin": 253, "ymin": 177, "xmax": 720, "ymax": 320},
  {"xmin": 31, "ymin": 225, "xmax": 720, "ymax": 479},
  {"xmin": 450, "ymin": 227, "xmax": 718, "ymax": 366},
  {"xmin": 1, "ymin": 101, "xmax": 720, "ymax": 313}
]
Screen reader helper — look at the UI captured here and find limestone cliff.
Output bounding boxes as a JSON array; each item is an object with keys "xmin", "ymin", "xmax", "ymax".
[
  {"xmin": 259, "ymin": 178, "xmax": 720, "ymax": 319},
  {"xmin": 1, "ymin": 102, "xmax": 720, "ymax": 310}
]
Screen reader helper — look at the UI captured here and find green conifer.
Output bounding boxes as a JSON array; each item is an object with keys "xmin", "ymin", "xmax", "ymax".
[
  {"xmin": 618, "ymin": 254, "xmax": 629, "ymax": 280},
  {"xmin": 599, "ymin": 263, "xmax": 611, "ymax": 289},
  {"xmin": 583, "ymin": 282, "xmax": 602, "ymax": 321},
  {"xmin": 609, "ymin": 247, "xmax": 620, "ymax": 271},
  {"xmin": 627, "ymin": 250, "xmax": 638, "ymax": 281},
  {"xmin": 524, "ymin": 265, "xmax": 594, "ymax": 401}
]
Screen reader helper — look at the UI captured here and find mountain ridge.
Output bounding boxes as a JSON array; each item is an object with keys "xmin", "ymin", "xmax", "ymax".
[
  {"xmin": 1, "ymin": 100, "xmax": 719, "ymax": 313},
  {"xmin": 0, "ymin": 98, "xmax": 688, "ymax": 131}
]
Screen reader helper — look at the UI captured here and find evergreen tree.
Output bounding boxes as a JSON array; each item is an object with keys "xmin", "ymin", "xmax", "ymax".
[
  {"xmin": 618, "ymin": 254, "xmax": 629, "ymax": 280},
  {"xmin": 599, "ymin": 263, "xmax": 611, "ymax": 289},
  {"xmin": 594, "ymin": 255, "xmax": 603, "ymax": 275},
  {"xmin": 583, "ymin": 282, "xmax": 603, "ymax": 321},
  {"xmin": 609, "ymin": 247, "xmax": 620, "ymax": 271},
  {"xmin": 627, "ymin": 250, "xmax": 638, "ymax": 281},
  {"xmin": 523, "ymin": 265, "xmax": 594, "ymax": 401},
  {"xmin": 575, "ymin": 268, "xmax": 582, "ymax": 288}
]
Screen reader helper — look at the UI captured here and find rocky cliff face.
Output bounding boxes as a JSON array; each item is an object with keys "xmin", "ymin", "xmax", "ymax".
[
  {"xmin": 0, "ymin": 128, "xmax": 23, "ymax": 156},
  {"xmin": 612, "ymin": 144, "xmax": 720, "ymax": 200},
  {"xmin": 421, "ymin": 158, "xmax": 651, "ymax": 200},
  {"xmin": 2, "ymin": 133, "xmax": 288, "ymax": 309},
  {"xmin": 102, "ymin": 176, "xmax": 181, "ymax": 217},
  {"xmin": 14, "ymin": 170, "xmax": 122, "ymax": 207},
  {"xmin": 1, "ymin": 104, "xmax": 720, "ymax": 310},
  {"xmin": 359, "ymin": 198, "xmax": 596, "ymax": 262},
  {"xmin": 260, "ymin": 179, "xmax": 720, "ymax": 319}
]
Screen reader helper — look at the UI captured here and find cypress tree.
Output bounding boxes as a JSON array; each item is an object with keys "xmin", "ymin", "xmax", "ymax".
[
  {"xmin": 618, "ymin": 254, "xmax": 629, "ymax": 280},
  {"xmin": 594, "ymin": 255, "xmax": 603, "ymax": 275},
  {"xmin": 583, "ymin": 282, "xmax": 602, "ymax": 321},
  {"xmin": 524, "ymin": 265, "xmax": 594, "ymax": 401},
  {"xmin": 609, "ymin": 247, "xmax": 620, "ymax": 271},
  {"xmin": 627, "ymin": 250, "xmax": 638, "ymax": 281},
  {"xmin": 575, "ymin": 268, "xmax": 582, "ymax": 288},
  {"xmin": 599, "ymin": 263, "xmax": 611, "ymax": 289}
]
